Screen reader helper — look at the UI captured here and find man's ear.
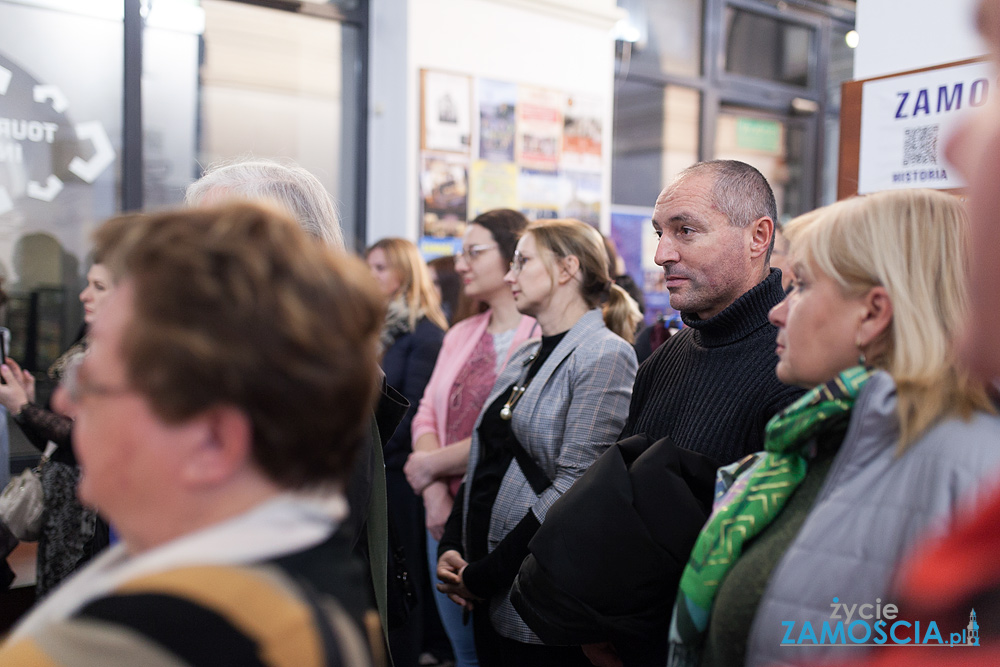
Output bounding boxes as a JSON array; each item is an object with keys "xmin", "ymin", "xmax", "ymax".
[
  {"xmin": 749, "ymin": 216, "xmax": 775, "ymax": 260},
  {"xmin": 180, "ymin": 405, "xmax": 254, "ymax": 487},
  {"xmin": 857, "ymin": 286, "xmax": 893, "ymax": 351}
]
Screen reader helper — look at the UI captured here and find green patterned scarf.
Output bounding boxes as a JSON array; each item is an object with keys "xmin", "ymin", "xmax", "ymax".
[{"xmin": 668, "ymin": 365, "xmax": 874, "ymax": 666}]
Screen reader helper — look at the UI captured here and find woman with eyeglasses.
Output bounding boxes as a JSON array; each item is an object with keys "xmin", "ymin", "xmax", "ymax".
[
  {"xmin": 436, "ymin": 219, "xmax": 640, "ymax": 667},
  {"xmin": 405, "ymin": 209, "xmax": 536, "ymax": 667}
]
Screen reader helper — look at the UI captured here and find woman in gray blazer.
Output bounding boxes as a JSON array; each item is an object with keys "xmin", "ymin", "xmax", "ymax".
[{"xmin": 436, "ymin": 219, "xmax": 640, "ymax": 667}]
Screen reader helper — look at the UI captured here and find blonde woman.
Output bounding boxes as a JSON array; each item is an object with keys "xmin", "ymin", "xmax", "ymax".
[
  {"xmin": 669, "ymin": 189, "xmax": 1000, "ymax": 667},
  {"xmin": 365, "ymin": 237, "xmax": 448, "ymax": 665},
  {"xmin": 437, "ymin": 219, "xmax": 639, "ymax": 667}
]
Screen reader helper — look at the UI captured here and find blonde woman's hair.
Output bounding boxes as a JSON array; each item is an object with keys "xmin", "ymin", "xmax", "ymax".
[
  {"xmin": 366, "ymin": 238, "xmax": 449, "ymax": 331},
  {"xmin": 528, "ymin": 219, "xmax": 642, "ymax": 343},
  {"xmin": 784, "ymin": 188, "xmax": 994, "ymax": 452}
]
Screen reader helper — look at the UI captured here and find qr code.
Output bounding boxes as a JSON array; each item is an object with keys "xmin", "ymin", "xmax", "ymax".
[{"xmin": 903, "ymin": 125, "xmax": 938, "ymax": 166}]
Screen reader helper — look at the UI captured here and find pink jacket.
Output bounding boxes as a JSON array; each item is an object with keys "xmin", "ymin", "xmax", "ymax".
[{"xmin": 411, "ymin": 310, "xmax": 537, "ymax": 494}]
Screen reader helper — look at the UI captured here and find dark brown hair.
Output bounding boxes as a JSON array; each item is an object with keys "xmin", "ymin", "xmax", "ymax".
[{"xmin": 470, "ymin": 209, "xmax": 530, "ymax": 264}]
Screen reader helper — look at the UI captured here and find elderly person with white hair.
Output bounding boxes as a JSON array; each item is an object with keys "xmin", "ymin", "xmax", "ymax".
[{"xmin": 185, "ymin": 158, "xmax": 406, "ymax": 644}]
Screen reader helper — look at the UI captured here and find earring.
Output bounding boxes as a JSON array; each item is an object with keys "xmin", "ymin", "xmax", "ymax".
[{"xmin": 858, "ymin": 351, "xmax": 867, "ymax": 367}]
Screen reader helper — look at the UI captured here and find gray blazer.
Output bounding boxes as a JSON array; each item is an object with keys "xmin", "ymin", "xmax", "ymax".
[
  {"xmin": 746, "ymin": 371, "xmax": 1000, "ymax": 667},
  {"xmin": 461, "ymin": 309, "xmax": 637, "ymax": 643}
]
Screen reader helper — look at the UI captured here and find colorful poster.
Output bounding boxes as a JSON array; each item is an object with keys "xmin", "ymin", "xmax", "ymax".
[
  {"xmin": 478, "ymin": 79, "xmax": 517, "ymax": 162},
  {"xmin": 562, "ymin": 93, "xmax": 603, "ymax": 172},
  {"xmin": 610, "ymin": 206, "xmax": 678, "ymax": 326},
  {"xmin": 518, "ymin": 167, "xmax": 561, "ymax": 220},
  {"xmin": 858, "ymin": 60, "xmax": 992, "ymax": 193},
  {"xmin": 468, "ymin": 160, "xmax": 518, "ymax": 218},
  {"xmin": 560, "ymin": 170, "xmax": 601, "ymax": 226},
  {"xmin": 420, "ymin": 152, "xmax": 469, "ymax": 238},
  {"xmin": 516, "ymin": 86, "xmax": 564, "ymax": 172},
  {"xmin": 419, "ymin": 236, "xmax": 462, "ymax": 261},
  {"xmin": 422, "ymin": 70, "xmax": 472, "ymax": 153}
]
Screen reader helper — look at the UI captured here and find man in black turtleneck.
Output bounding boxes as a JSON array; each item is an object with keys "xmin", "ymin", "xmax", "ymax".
[
  {"xmin": 513, "ymin": 161, "xmax": 804, "ymax": 666},
  {"xmin": 621, "ymin": 159, "xmax": 803, "ymax": 465}
]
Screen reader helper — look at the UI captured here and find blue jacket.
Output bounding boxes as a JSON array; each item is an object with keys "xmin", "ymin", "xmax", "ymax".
[{"xmin": 381, "ymin": 317, "xmax": 445, "ymax": 469}]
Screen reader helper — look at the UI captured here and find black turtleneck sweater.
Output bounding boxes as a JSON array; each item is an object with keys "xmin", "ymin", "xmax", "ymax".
[{"xmin": 620, "ymin": 268, "xmax": 804, "ymax": 465}]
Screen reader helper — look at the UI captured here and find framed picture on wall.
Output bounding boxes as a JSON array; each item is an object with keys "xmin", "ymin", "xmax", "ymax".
[{"xmin": 421, "ymin": 69, "xmax": 472, "ymax": 153}]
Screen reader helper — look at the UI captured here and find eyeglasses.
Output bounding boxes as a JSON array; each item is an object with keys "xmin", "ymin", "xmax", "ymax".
[
  {"xmin": 456, "ymin": 243, "xmax": 498, "ymax": 262},
  {"xmin": 508, "ymin": 251, "xmax": 531, "ymax": 275}
]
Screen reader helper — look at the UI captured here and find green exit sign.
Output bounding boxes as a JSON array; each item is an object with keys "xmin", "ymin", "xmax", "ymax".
[{"xmin": 736, "ymin": 118, "xmax": 782, "ymax": 153}]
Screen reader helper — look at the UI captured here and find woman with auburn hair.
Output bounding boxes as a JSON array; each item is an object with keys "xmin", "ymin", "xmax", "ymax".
[
  {"xmin": 365, "ymin": 237, "xmax": 447, "ymax": 665},
  {"xmin": 437, "ymin": 219, "xmax": 639, "ymax": 666},
  {"xmin": 406, "ymin": 209, "xmax": 536, "ymax": 667},
  {"xmin": 668, "ymin": 189, "xmax": 1000, "ymax": 667}
]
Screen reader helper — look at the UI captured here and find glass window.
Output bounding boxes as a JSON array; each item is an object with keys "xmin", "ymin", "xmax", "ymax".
[
  {"xmin": 194, "ymin": 0, "xmax": 363, "ymax": 247},
  {"xmin": 611, "ymin": 79, "xmax": 700, "ymax": 207},
  {"xmin": 724, "ymin": 7, "xmax": 814, "ymax": 88},
  {"xmin": 143, "ymin": 1, "xmax": 203, "ymax": 208},
  {"xmin": 827, "ymin": 24, "xmax": 856, "ymax": 110},
  {"xmin": 714, "ymin": 106, "xmax": 810, "ymax": 221},
  {"xmin": 616, "ymin": 0, "xmax": 703, "ymax": 78},
  {"xmin": 822, "ymin": 116, "xmax": 840, "ymax": 205},
  {"xmin": 0, "ymin": 0, "xmax": 123, "ymax": 366}
]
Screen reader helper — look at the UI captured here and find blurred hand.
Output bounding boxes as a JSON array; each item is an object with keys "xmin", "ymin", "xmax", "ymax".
[
  {"xmin": 404, "ymin": 450, "xmax": 438, "ymax": 494},
  {"xmin": 437, "ymin": 550, "xmax": 478, "ymax": 608},
  {"xmin": 4, "ymin": 358, "xmax": 35, "ymax": 404},
  {"xmin": 423, "ymin": 487, "xmax": 454, "ymax": 541},
  {"xmin": 0, "ymin": 361, "xmax": 30, "ymax": 414}
]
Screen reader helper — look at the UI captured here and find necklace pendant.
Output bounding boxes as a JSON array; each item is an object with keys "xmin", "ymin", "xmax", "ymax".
[{"xmin": 499, "ymin": 405, "xmax": 512, "ymax": 420}]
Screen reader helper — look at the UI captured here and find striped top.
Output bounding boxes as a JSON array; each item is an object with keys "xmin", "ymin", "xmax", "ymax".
[{"xmin": 0, "ymin": 537, "xmax": 381, "ymax": 667}]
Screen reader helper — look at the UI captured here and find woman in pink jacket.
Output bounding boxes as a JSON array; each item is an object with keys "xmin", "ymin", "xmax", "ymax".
[{"xmin": 406, "ymin": 209, "xmax": 536, "ymax": 667}]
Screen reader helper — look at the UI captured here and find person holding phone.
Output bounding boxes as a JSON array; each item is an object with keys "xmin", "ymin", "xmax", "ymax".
[{"xmin": 0, "ymin": 259, "xmax": 116, "ymax": 597}]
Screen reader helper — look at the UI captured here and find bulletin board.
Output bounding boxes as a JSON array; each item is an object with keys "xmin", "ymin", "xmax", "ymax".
[{"xmin": 419, "ymin": 68, "xmax": 606, "ymax": 255}]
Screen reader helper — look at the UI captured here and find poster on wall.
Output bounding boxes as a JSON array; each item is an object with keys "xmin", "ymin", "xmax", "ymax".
[
  {"xmin": 562, "ymin": 93, "xmax": 603, "ymax": 173},
  {"xmin": 857, "ymin": 60, "xmax": 992, "ymax": 193},
  {"xmin": 420, "ymin": 152, "xmax": 469, "ymax": 238},
  {"xmin": 478, "ymin": 79, "xmax": 517, "ymax": 163},
  {"xmin": 516, "ymin": 86, "xmax": 564, "ymax": 172},
  {"xmin": 560, "ymin": 170, "xmax": 600, "ymax": 226},
  {"xmin": 421, "ymin": 70, "xmax": 472, "ymax": 153},
  {"xmin": 518, "ymin": 168, "xmax": 561, "ymax": 220},
  {"xmin": 610, "ymin": 206, "xmax": 678, "ymax": 327},
  {"xmin": 468, "ymin": 160, "xmax": 518, "ymax": 218}
]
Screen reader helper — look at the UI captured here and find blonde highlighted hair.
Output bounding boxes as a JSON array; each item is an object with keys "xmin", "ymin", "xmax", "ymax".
[
  {"xmin": 527, "ymin": 219, "xmax": 642, "ymax": 343},
  {"xmin": 784, "ymin": 188, "xmax": 994, "ymax": 451},
  {"xmin": 365, "ymin": 238, "xmax": 449, "ymax": 331}
]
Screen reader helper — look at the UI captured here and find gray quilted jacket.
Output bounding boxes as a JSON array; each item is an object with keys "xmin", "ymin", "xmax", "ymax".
[
  {"xmin": 746, "ymin": 371, "xmax": 1000, "ymax": 667},
  {"xmin": 461, "ymin": 308, "xmax": 637, "ymax": 644}
]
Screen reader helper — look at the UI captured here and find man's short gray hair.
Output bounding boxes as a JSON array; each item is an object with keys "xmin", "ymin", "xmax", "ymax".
[
  {"xmin": 185, "ymin": 158, "xmax": 345, "ymax": 250},
  {"xmin": 677, "ymin": 159, "xmax": 777, "ymax": 229}
]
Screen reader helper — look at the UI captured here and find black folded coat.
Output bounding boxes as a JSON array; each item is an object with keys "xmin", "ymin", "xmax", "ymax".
[{"xmin": 510, "ymin": 433, "xmax": 717, "ymax": 651}]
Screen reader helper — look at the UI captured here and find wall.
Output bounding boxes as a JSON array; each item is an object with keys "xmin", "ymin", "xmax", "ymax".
[
  {"xmin": 367, "ymin": 0, "xmax": 623, "ymax": 244},
  {"xmin": 854, "ymin": 0, "xmax": 987, "ymax": 79}
]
